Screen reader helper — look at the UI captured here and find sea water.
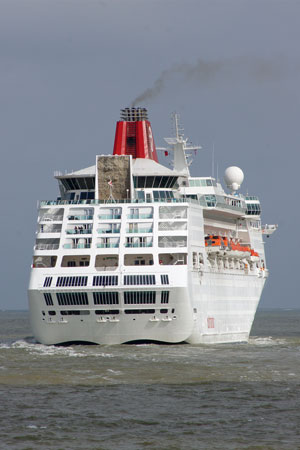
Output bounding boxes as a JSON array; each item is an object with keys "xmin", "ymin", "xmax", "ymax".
[{"xmin": 0, "ymin": 310, "xmax": 299, "ymax": 449}]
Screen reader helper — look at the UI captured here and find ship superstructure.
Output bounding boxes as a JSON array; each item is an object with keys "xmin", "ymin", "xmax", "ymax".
[{"xmin": 28, "ymin": 108, "xmax": 277, "ymax": 345}]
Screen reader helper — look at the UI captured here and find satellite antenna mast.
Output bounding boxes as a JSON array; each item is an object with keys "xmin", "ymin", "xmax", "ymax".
[
  {"xmin": 212, "ymin": 142, "xmax": 215, "ymax": 178},
  {"xmin": 157, "ymin": 112, "xmax": 203, "ymax": 176}
]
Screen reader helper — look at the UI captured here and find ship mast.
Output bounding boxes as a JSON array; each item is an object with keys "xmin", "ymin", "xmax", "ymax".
[{"xmin": 157, "ymin": 113, "xmax": 202, "ymax": 176}]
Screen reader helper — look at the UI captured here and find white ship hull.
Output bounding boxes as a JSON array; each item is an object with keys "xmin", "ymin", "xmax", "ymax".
[{"xmin": 28, "ymin": 268, "xmax": 266, "ymax": 345}]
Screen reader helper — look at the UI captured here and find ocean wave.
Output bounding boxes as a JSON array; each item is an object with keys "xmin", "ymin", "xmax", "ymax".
[
  {"xmin": 249, "ymin": 336, "xmax": 288, "ymax": 346},
  {"xmin": 0, "ymin": 343, "xmax": 11, "ymax": 349},
  {"xmin": 9, "ymin": 339, "xmax": 115, "ymax": 359}
]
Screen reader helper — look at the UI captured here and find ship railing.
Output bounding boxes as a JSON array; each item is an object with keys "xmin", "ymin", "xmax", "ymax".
[
  {"xmin": 158, "ymin": 241, "xmax": 187, "ymax": 248},
  {"xmin": 96, "ymin": 243, "xmax": 119, "ymax": 248},
  {"xmin": 98, "ymin": 214, "xmax": 122, "ymax": 220},
  {"xmin": 127, "ymin": 214, "xmax": 153, "ymax": 219},
  {"xmin": 215, "ymin": 201, "xmax": 246, "ymax": 212},
  {"xmin": 95, "ymin": 266, "xmax": 118, "ymax": 271},
  {"xmin": 97, "ymin": 229, "xmax": 121, "ymax": 234},
  {"xmin": 125, "ymin": 242, "xmax": 153, "ymax": 248},
  {"xmin": 262, "ymin": 224, "xmax": 278, "ymax": 233},
  {"xmin": 39, "ymin": 197, "xmax": 247, "ymax": 216},
  {"xmin": 34, "ymin": 244, "xmax": 60, "ymax": 250},
  {"xmin": 40, "ymin": 198, "xmax": 199, "ymax": 207},
  {"xmin": 158, "ymin": 223, "xmax": 187, "ymax": 231},
  {"xmin": 40, "ymin": 214, "xmax": 64, "ymax": 222},
  {"xmin": 63, "ymin": 243, "xmax": 91, "ymax": 249},
  {"xmin": 67, "ymin": 215, "xmax": 94, "ymax": 220},
  {"xmin": 200, "ymin": 195, "xmax": 247, "ymax": 212},
  {"xmin": 66, "ymin": 229, "xmax": 92, "ymax": 235},
  {"xmin": 126, "ymin": 228, "xmax": 153, "ymax": 233},
  {"xmin": 159, "ymin": 213, "xmax": 187, "ymax": 219},
  {"xmin": 38, "ymin": 225, "xmax": 62, "ymax": 233}
]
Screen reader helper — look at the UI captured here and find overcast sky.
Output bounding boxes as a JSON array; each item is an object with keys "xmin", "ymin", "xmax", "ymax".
[{"xmin": 0, "ymin": 0, "xmax": 298, "ymax": 309}]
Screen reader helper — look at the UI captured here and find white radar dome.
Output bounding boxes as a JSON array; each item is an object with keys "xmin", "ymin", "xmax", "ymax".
[{"xmin": 224, "ymin": 166, "xmax": 244, "ymax": 192}]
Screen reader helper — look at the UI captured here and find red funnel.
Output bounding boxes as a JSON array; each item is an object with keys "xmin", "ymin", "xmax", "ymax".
[{"xmin": 113, "ymin": 108, "xmax": 158, "ymax": 162}]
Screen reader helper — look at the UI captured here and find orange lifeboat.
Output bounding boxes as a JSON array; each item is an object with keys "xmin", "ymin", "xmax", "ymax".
[
  {"xmin": 250, "ymin": 248, "xmax": 260, "ymax": 262},
  {"xmin": 205, "ymin": 235, "xmax": 258, "ymax": 260},
  {"xmin": 205, "ymin": 235, "xmax": 227, "ymax": 255}
]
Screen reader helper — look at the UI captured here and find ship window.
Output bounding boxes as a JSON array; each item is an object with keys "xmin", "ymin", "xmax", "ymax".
[
  {"xmin": 124, "ymin": 254, "xmax": 154, "ymax": 266},
  {"xmin": 33, "ymin": 256, "xmax": 57, "ymax": 268},
  {"xmin": 161, "ymin": 291, "xmax": 169, "ymax": 304},
  {"xmin": 60, "ymin": 177, "xmax": 95, "ymax": 191},
  {"xmin": 43, "ymin": 293, "xmax": 54, "ymax": 306},
  {"xmin": 124, "ymin": 309, "xmax": 155, "ymax": 314},
  {"xmin": 186, "ymin": 194, "xmax": 197, "ymax": 200},
  {"xmin": 95, "ymin": 309, "xmax": 119, "ymax": 315},
  {"xmin": 43, "ymin": 277, "xmax": 53, "ymax": 288},
  {"xmin": 93, "ymin": 292, "xmax": 119, "ymax": 305},
  {"xmin": 72, "ymin": 178, "xmax": 80, "ymax": 190},
  {"xmin": 56, "ymin": 292, "xmax": 89, "ymax": 306},
  {"xmin": 136, "ymin": 191, "xmax": 145, "ymax": 201},
  {"xmin": 137, "ymin": 177, "xmax": 146, "ymax": 188},
  {"xmin": 153, "ymin": 191, "xmax": 175, "ymax": 201},
  {"xmin": 153, "ymin": 177, "xmax": 162, "ymax": 188},
  {"xmin": 124, "ymin": 275, "xmax": 155, "ymax": 286},
  {"xmin": 86, "ymin": 178, "xmax": 95, "ymax": 189},
  {"xmin": 67, "ymin": 261, "xmax": 76, "ymax": 267},
  {"xmin": 124, "ymin": 291, "xmax": 156, "ymax": 305},
  {"xmin": 48, "ymin": 311, "xmax": 56, "ymax": 316},
  {"xmin": 56, "ymin": 276, "xmax": 88, "ymax": 287},
  {"xmin": 79, "ymin": 261, "xmax": 89, "ymax": 266},
  {"xmin": 61, "ymin": 310, "xmax": 90, "ymax": 315},
  {"xmin": 160, "ymin": 274, "xmax": 169, "ymax": 285},
  {"xmin": 160, "ymin": 309, "xmax": 168, "ymax": 314},
  {"xmin": 246, "ymin": 203, "xmax": 261, "ymax": 215},
  {"xmin": 145, "ymin": 176, "xmax": 154, "ymax": 188},
  {"xmin": 158, "ymin": 253, "xmax": 187, "ymax": 265},
  {"xmin": 93, "ymin": 275, "xmax": 118, "ymax": 286},
  {"xmin": 204, "ymin": 195, "xmax": 216, "ymax": 207}
]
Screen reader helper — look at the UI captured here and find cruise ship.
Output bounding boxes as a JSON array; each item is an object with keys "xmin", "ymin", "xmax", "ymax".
[{"xmin": 28, "ymin": 107, "xmax": 277, "ymax": 345}]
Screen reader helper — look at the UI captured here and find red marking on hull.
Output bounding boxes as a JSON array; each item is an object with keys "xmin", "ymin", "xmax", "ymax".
[{"xmin": 207, "ymin": 317, "xmax": 215, "ymax": 329}]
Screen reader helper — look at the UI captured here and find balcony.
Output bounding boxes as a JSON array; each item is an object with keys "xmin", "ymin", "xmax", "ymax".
[
  {"xmin": 159, "ymin": 206, "xmax": 187, "ymax": 220},
  {"xmin": 68, "ymin": 215, "xmax": 93, "ymax": 221},
  {"xmin": 158, "ymin": 221, "xmax": 187, "ymax": 231},
  {"xmin": 66, "ymin": 229, "xmax": 92, "ymax": 235},
  {"xmin": 34, "ymin": 244, "xmax": 59, "ymax": 250},
  {"xmin": 38, "ymin": 224, "xmax": 62, "ymax": 233},
  {"xmin": 63, "ymin": 243, "xmax": 91, "ymax": 249},
  {"xmin": 125, "ymin": 242, "xmax": 153, "ymax": 248},
  {"xmin": 96, "ymin": 243, "xmax": 119, "ymax": 248},
  {"xmin": 40, "ymin": 214, "xmax": 64, "ymax": 222},
  {"xmin": 97, "ymin": 228, "xmax": 120, "ymax": 234},
  {"xmin": 127, "ymin": 214, "xmax": 153, "ymax": 219},
  {"xmin": 126, "ymin": 228, "xmax": 153, "ymax": 234},
  {"xmin": 158, "ymin": 237, "xmax": 187, "ymax": 248},
  {"xmin": 98, "ymin": 214, "xmax": 121, "ymax": 220}
]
